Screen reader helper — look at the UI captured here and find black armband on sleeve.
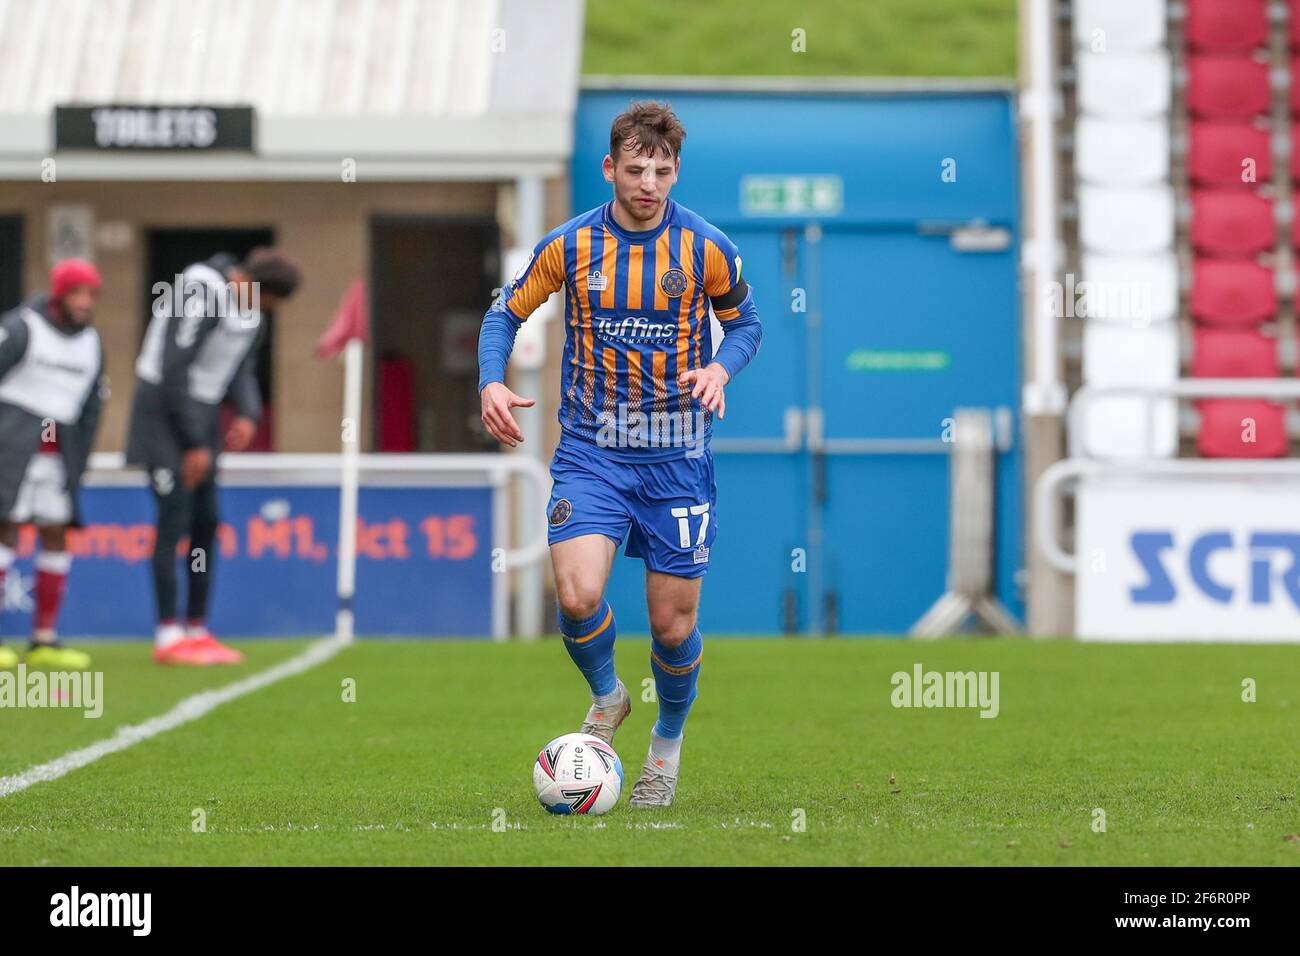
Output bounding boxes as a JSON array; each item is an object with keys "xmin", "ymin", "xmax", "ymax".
[{"xmin": 709, "ymin": 280, "xmax": 749, "ymax": 313}]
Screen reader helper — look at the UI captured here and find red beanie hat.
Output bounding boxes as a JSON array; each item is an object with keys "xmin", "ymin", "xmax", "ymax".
[{"xmin": 50, "ymin": 258, "xmax": 102, "ymax": 302}]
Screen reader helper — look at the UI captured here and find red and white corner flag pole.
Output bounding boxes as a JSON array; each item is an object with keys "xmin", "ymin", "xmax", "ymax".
[{"xmin": 316, "ymin": 279, "xmax": 370, "ymax": 643}]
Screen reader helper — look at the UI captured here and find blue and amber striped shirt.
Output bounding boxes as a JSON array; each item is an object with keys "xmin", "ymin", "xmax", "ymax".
[{"xmin": 480, "ymin": 199, "xmax": 761, "ymax": 461}]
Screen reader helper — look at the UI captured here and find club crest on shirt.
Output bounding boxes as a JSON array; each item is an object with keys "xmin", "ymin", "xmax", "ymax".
[
  {"xmin": 660, "ymin": 269, "xmax": 687, "ymax": 297},
  {"xmin": 586, "ymin": 270, "xmax": 608, "ymax": 292},
  {"xmin": 549, "ymin": 498, "xmax": 572, "ymax": 527}
]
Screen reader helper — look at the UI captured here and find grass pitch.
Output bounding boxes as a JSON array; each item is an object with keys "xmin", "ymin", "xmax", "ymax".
[
  {"xmin": 1, "ymin": 638, "xmax": 1298, "ymax": 866},
  {"xmin": 583, "ymin": 0, "xmax": 1018, "ymax": 79}
]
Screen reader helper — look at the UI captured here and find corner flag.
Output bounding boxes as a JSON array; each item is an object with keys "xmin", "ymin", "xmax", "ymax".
[
  {"xmin": 317, "ymin": 279, "xmax": 369, "ymax": 642},
  {"xmin": 315, "ymin": 278, "xmax": 369, "ymax": 359}
]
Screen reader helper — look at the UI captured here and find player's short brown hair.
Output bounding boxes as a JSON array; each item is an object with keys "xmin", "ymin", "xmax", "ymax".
[
  {"xmin": 242, "ymin": 247, "xmax": 301, "ymax": 299},
  {"xmin": 609, "ymin": 101, "xmax": 686, "ymax": 164}
]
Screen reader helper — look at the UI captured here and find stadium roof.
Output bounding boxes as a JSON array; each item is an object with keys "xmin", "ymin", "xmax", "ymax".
[{"xmin": 0, "ymin": 0, "xmax": 584, "ymax": 179}]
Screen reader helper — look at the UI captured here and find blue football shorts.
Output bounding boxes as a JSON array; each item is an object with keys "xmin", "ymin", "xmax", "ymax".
[{"xmin": 545, "ymin": 436, "xmax": 717, "ymax": 578}]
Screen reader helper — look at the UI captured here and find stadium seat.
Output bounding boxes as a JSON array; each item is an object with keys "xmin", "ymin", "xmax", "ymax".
[
  {"xmin": 1188, "ymin": 121, "xmax": 1273, "ymax": 187},
  {"xmin": 1292, "ymin": 57, "xmax": 1300, "ymax": 115},
  {"xmin": 1076, "ymin": 116, "xmax": 1170, "ymax": 185},
  {"xmin": 1076, "ymin": 51, "xmax": 1172, "ymax": 118},
  {"xmin": 1185, "ymin": 0, "xmax": 1268, "ymax": 54},
  {"xmin": 1190, "ymin": 327, "xmax": 1279, "ymax": 378},
  {"xmin": 1197, "ymin": 399, "xmax": 1288, "ymax": 457},
  {"xmin": 1081, "ymin": 252, "xmax": 1179, "ymax": 324},
  {"xmin": 1190, "ymin": 190, "xmax": 1275, "ymax": 257},
  {"xmin": 1073, "ymin": 0, "xmax": 1167, "ymax": 53},
  {"xmin": 1186, "ymin": 56, "xmax": 1271, "ymax": 119},
  {"xmin": 1189, "ymin": 259, "xmax": 1277, "ymax": 328},
  {"xmin": 1292, "ymin": 1, "xmax": 1300, "ymax": 51},
  {"xmin": 1081, "ymin": 321, "xmax": 1179, "ymax": 459},
  {"xmin": 1079, "ymin": 184, "xmax": 1174, "ymax": 254}
]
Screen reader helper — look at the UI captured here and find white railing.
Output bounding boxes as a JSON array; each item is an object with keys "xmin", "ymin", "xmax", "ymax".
[
  {"xmin": 1037, "ymin": 380, "xmax": 1300, "ymax": 576},
  {"xmin": 1066, "ymin": 379, "xmax": 1300, "ymax": 460}
]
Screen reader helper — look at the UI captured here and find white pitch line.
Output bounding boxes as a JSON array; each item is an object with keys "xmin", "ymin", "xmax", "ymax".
[{"xmin": 0, "ymin": 636, "xmax": 350, "ymax": 799}]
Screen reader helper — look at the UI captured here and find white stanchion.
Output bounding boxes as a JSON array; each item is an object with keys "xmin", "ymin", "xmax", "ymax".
[{"xmin": 335, "ymin": 338, "xmax": 363, "ymax": 643}]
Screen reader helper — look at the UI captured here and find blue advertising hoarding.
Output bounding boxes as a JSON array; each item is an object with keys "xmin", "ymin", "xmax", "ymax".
[{"xmin": 0, "ymin": 484, "xmax": 494, "ymax": 638}]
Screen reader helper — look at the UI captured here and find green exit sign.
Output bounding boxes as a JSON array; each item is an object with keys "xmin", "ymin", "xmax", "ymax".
[{"xmin": 741, "ymin": 175, "xmax": 843, "ymax": 216}]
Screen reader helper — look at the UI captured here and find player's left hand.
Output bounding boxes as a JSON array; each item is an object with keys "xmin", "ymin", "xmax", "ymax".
[
  {"xmin": 225, "ymin": 416, "xmax": 257, "ymax": 451},
  {"xmin": 678, "ymin": 362, "xmax": 730, "ymax": 419}
]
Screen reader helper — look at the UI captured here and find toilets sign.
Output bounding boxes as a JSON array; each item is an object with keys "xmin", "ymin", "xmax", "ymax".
[{"xmin": 55, "ymin": 105, "xmax": 255, "ymax": 152}]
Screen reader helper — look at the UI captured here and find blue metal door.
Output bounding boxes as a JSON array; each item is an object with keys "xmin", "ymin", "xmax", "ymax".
[
  {"xmin": 706, "ymin": 227, "xmax": 809, "ymax": 633},
  {"xmin": 601, "ymin": 220, "xmax": 1022, "ymax": 636},
  {"xmin": 815, "ymin": 225, "xmax": 1021, "ymax": 634},
  {"xmin": 600, "ymin": 227, "xmax": 811, "ymax": 634},
  {"xmin": 575, "ymin": 85, "xmax": 1023, "ymax": 636}
]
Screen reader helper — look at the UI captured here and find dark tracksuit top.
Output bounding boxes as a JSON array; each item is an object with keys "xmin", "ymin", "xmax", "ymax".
[{"xmin": 125, "ymin": 255, "xmax": 263, "ymax": 478}]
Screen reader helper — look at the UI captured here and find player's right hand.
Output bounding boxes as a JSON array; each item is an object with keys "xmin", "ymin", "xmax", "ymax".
[
  {"xmin": 181, "ymin": 447, "xmax": 212, "ymax": 488},
  {"xmin": 480, "ymin": 381, "xmax": 535, "ymax": 447}
]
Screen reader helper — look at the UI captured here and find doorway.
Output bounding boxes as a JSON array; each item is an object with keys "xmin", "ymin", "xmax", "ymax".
[
  {"xmin": 370, "ymin": 215, "xmax": 500, "ymax": 452},
  {"xmin": 0, "ymin": 215, "xmax": 23, "ymax": 313}
]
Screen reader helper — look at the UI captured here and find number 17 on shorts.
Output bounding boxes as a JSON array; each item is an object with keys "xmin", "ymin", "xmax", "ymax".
[{"xmin": 673, "ymin": 503, "xmax": 711, "ymax": 567}]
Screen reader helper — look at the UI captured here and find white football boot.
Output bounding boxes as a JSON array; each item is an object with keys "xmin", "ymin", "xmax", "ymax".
[
  {"xmin": 580, "ymin": 679, "xmax": 631, "ymax": 745},
  {"xmin": 628, "ymin": 748, "xmax": 679, "ymax": 808}
]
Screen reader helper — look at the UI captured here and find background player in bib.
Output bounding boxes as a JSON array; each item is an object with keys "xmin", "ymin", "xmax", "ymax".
[
  {"xmin": 479, "ymin": 102, "xmax": 762, "ymax": 807},
  {"xmin": 126, "ymin": 248, "xmax": 300, "ymax": 666},
  {"xmin": 0, "ymin": 259, "xmax": 106, "ymax": 670}
]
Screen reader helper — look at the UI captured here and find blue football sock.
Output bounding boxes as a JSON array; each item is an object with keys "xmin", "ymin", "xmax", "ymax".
[
  {"xmin": 559, "ymin": 600, "xmax": 618, "ymax": 698},
  {"xmin": 650, "ymin": 627, "xmax": 703, "ymax": 739}
]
